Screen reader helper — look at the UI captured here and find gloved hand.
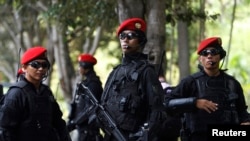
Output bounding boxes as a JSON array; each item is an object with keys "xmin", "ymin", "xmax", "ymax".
[{"xmin": 66, "ymin": 121, "xmax": 76, "ymax": 132}]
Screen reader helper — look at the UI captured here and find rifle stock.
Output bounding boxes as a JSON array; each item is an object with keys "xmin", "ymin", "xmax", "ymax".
[{"xmin": 79, "ymin": 84, "xmax": 127, "ymax": 141}]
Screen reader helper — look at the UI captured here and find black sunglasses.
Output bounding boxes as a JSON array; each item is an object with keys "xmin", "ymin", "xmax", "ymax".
[
  {"xmin": 200, "ymin": 49, "xmax": 220, "ymax": 56},
  {"xmin": 28, "ymin": 61, "xmax": 50, "ymax": 69},
  {"xmin": 119, "ymin": 32, "xmax": 139, "ymax": 40}
]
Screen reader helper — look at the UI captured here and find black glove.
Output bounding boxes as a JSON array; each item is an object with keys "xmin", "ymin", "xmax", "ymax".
[{"xmin": 66, "ymin": 121, "xmax": 76, "ymax": 132}]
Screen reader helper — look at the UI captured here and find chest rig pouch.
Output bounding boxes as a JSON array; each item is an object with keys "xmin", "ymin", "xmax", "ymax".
[{"xmin": 105, "ymin": 60, "xmax": 149, "ymax": 132}]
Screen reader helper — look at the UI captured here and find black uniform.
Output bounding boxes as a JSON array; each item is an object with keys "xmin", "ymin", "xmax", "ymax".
[
  {"xmin": 68, "ymin": 70, "xmax": 103, "ymax": 141},
  {"xmin": 101, "ymin": 52, "xmax": 165, "ymax": 141},
  {"xmin": 164, "ymin": 70, "xmax": 250, "ymax": 141},
  {"xmin": 158, "ymin": 86, "xmax": 181, "ymax": 141},
  {"xmin": 0, "ymin": 78, "xmax": 71, "ymax": 141}
]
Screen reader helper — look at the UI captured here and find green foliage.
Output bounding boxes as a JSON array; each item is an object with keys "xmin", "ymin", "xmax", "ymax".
[
  {"xmin": 1, "ymin": 0, "xmax": 250, "ymax": 108},
  {"xmin": 228, "ymin": 55, "xmax": 249, "ymax": 83},
  {"xmin": 42, "ymin": 0, "xmax": 118, "ymax": 40},
  {"xmin": 165, "ymin": 0, "xmax": 220, "ymax": 26}
]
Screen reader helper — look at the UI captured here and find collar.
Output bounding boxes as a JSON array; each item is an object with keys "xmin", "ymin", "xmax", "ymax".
[{"xmin": 122, "ymin": 52, "xmax": 148, "ymax": 64}]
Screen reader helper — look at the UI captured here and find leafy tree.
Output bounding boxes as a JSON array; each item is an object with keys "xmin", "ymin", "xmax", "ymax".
[{"xmin": 1, "ymin": 0, "xmax": 248, "ymax": 107}]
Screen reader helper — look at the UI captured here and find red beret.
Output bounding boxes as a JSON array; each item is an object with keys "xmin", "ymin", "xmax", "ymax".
[
  {"xmin": 78, "ymin": 54, "xmax": 97, "ymax": 65},
  {"xmin": 116, "ymin": 18, "xmax": 146, "ymax": 36},
  {"xmin": 21, "ymin": 46, "xmax": 47, "ymax": 64},
  {"xmin": 197, "ymin": 37, "xmax": 222, "ymax": 54}
]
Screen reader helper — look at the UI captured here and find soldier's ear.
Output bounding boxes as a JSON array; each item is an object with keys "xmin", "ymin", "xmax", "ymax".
[
  {"xmin": 22, "ymin": 65, "xmax": 27, "ymax": 72},
  {"xmin": 198, "ymin": 56, "xmax": 202, "ymax": 62}
]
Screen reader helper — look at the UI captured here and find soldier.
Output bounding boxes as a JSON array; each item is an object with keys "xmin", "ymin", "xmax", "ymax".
[
  {"xmin": 67, "ymin": 54, "xmax": 103, "ymax": 141},
  {"xmin": 100, "ymin": 18, "xmax": 165, "ymax": 141},
  {"xmin": 158, "ymin": 75, "xmax": 181, "ymax": 141},
  {"xmin": 0, "ymin": 46, "xmax": 72, "ymax": 141},
  {"xmin": 164, "ymin": 37, "xmax": 250, "ymax": 141}
]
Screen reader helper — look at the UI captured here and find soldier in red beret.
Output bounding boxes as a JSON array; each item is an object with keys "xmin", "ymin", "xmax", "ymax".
[
  {"xmin": 67, "ymin": 53, "xmax": 103, "ymax": 141},
  {"xmin": 116, "ymin": 17, "xmax": 147, "ymax": 55},
  {"xmin": 100, "ymin": 18, "xmax": 165, "ymax": 141},
  {"xmin": 164, "ymin": 37, "xmax": 250, "ymax": 141},
  {"xmin": 0, "ymin": 46, "xmax": 72, "ymax": 141}
]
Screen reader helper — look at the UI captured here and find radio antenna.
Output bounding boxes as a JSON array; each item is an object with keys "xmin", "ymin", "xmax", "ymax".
[{"xmin": 16, "ymin": 47, "xmax": 22, "ymax": 82}]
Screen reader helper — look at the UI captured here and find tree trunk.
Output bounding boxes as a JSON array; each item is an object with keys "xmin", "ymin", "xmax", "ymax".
[
  {"xmin": 52, "ymin": 25, "xmax": 75, "ymax": 102},
  {"xmin": 144, "ymin": 0, "xmax": 166, "ymax": 74},
  {"xmin": 177, "ymin": 21, "xmax": 190, "ymax": 80},
  {"xmin": 117, "ymin": 0, "xmax": 145, "ymax": 22}
]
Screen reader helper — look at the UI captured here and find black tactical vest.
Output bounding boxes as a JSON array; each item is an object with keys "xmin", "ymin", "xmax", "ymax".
[
  {"xmin": 185, "ymin": 72, "xmax": 239, "ymax": 133},
  {"xmin": 10, "ymin": 81, "xmax": 59, "ymax": 141},
  {"xmin": 104, "ymin": 61, "xmax": 150, "ymax": 132}
]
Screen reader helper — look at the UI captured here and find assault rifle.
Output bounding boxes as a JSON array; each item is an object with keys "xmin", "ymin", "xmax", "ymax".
[{"xmin": 73, "ymin": 84, "xmax": 127, "ymax": 141}]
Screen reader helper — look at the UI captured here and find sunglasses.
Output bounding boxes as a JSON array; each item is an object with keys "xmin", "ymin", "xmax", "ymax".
[
  {"xmin": 28, "ymin": 61, "xmax": 50, "ymax": 69},
  {"xmin": 200, "ymin": 49, "xmax": 220, "ymax": 56},
  {"xmin": 119, "ymin": 32, "xmax": 139, "ymax": 40}
]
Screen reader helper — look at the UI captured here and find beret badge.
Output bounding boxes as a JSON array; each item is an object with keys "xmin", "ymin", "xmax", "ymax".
[
  {"xmin": 116, "ymin": 18, "xmax": 146, "ymax": 36},
  {"xmin": 135, "ymin": 22, "xmax": 142, "ymax": 29}
]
